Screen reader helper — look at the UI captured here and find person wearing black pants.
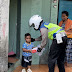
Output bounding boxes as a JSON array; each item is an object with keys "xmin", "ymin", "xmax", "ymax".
[
  {"xmin": 29, "ymin": 15, "xmax": 67, "ymax": 72},
  {"xmin": 48, "ymin": 36, "xmax": 67, "ymax": 72}
]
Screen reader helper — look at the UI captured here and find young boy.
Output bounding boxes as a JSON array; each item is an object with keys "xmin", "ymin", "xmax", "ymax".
[{"xmin": 21, "ymin": 33, "xmax": 34, "ymax": 72}]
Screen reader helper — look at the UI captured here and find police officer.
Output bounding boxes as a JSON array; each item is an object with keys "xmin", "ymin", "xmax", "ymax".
[{"xmin": 29, "ymin": 15, "xmax": 67, "ymax": 72}]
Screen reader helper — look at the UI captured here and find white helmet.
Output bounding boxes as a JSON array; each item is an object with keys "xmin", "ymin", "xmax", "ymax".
[{"xmin": 29, "ymin": 15, "xmax": 43, "ymax": 30}]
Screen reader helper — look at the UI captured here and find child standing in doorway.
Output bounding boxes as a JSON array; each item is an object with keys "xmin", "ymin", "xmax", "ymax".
[{"xmin": 21, "ymin": 33, "xmax": 34, "ymax": 72}]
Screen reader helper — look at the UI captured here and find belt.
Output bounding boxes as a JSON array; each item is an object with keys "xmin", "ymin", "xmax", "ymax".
[
  {"xmin": 53, "ymin": 31, "xmax": 66, "ymax": 39},
  {"xmin": 53, "ymin": 29, "xmax": 64, "ymax": 38}
]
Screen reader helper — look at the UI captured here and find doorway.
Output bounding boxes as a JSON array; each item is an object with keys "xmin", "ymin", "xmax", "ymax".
[
  {"xmin": 58, "ymin": 0, "xmax": 72, "ymax": 23},
  {"xmin": 9, "ymin": 0, "xmax": 21, "ymax": 59}
]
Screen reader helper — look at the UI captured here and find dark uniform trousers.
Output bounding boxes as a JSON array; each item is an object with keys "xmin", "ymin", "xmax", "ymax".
[{"xmin": 48, "ymin": 36, "xmax": 67, "ymax": 72}]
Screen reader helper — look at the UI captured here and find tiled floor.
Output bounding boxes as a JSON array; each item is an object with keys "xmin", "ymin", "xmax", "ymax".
[{"xmin": 13, "ymin": 65, "xmax": 72, "ymax": 72}]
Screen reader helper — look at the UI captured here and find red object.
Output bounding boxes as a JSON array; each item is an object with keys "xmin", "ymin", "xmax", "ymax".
[{"xmin": 32, "ymin": 50, "xmax": 37, "ymax": 53}]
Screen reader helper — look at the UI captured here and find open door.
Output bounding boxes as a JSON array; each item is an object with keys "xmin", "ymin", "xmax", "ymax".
[{"xmin": 9, "ymin": 0, "xmax": 21, "ymax": 58}]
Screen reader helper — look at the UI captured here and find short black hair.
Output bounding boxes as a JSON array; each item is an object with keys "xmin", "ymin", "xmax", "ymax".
[
  {"xmin": 25, "ymin": 33, "xmax": 31, "ymax": 38},
  {"xmin": 62, "ymin": 11, "xmax": 69, "ymax": 16}
]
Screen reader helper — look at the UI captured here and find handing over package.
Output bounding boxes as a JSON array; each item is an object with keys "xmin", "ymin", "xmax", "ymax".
[{"xmin": 32, "ymin": 45, "xmax": 45, "ymax": 56}]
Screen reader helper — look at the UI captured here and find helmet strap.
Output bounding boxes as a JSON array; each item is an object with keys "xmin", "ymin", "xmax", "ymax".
[{"xmin": 38, "ymin": 20, "xmax": 43, "ymax": 30}]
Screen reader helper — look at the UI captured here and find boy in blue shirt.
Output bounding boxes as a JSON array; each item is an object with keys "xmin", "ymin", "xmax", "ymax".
[{"xmin": 21, "ymin": 33, "xmax": 34, "ymax": 72}]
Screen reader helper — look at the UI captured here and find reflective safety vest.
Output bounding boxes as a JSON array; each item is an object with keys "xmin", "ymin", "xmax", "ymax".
[{"xmin": 44, "ymin": 23, "xmax": 64, "ymax": 40}]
